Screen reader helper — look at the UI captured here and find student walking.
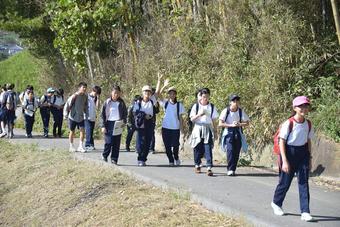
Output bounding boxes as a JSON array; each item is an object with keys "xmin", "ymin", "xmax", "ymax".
[
  {"xmin": 99, "ymin": 85, "xmax": 127, "ymax": 164},
  {"xmin": 125, "ymin": 95, "xmax": 140, "ymax": 152},
  {"xmin": 85, "ymin": 86, "xmax": 101, "ymax": 151},
  {"xmin": 63, "ymin": 82, "xmax": 88, "ymax": 152},
  {"xmin": 133, "ymin": 85, "xmax": 158, "ymax": 166},
  {"xmin": 39, "ymin": 88, "xmax": 55, "ymax": 138},
  {"xmin": 1, "ymin": 84, "xmax": 17, "ymax": 138},
  {"xmin": 189, "ymin": 88, "xmax": 218, "ymax": 176},
  {"xmin": 271, "ymin": 96, "xmax": 314, "ymax": 222},
  {"xmin": 0, "ymin": 84, "xmax": 7, "ymax": 137},
  {"xmin": 219, "ymin": 94, "xmax": 250, "ymax": 176},
  {"xmin": 51, "ymin": 88, "xmax": 65, "ymax": 138},
  {"xmin": 23, "ymin": 90, "xmax": 39, "ymax": 138},
  {"xmin": 159, "ymin": 87, "xmax": 185, "ymax": 166}
]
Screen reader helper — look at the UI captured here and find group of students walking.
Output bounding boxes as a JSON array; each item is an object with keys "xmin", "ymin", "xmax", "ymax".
[{"xmin": 0, "ymin": 77, "xmax": 315, "ymax": 222}]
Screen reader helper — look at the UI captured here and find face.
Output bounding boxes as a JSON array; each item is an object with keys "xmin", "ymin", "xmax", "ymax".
[
  {"xmin": 143, "ymin": 90, "xmax": 151, "ymax": 99},
  {"xmin": 28, "ymin": 92, "xmax": 34, "ymax": 99},
  {"xmin": 168, "ymin": 91, "xmax": 176, "ymax": 100},
  {"xmin": 200, "ymin": 93, "xmax": 209, "ymax": 105},
  {"xmin": 111, "ymin": 89, "xmax": 120, "ymax": 101},
  {"xmin": 230, "ymin": 99, "xmax": 240, "ymax": 109},
  {"xmin": 294, "ymin": 104, "xmax": 310, "ymax": 117},
  {"xmin": 78, "ymin": 85, "xmax": 87, "ymax": 94},
  {"xmin": 47, "ymin": 92, "xmax": 53, "ymax": 97}
]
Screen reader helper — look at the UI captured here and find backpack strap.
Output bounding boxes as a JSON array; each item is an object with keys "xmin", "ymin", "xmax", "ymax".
[
  {"xmin": 52, "ymin": 95, "xmax": 57, "ymax": 105},
  {"xmin": 307, "ymin": 119, "xmax": 312, "ymax": 133},
  {"xmin": 286, "ymin": 117, "xmax": 295, "ymax": 141},
  {"xmin": 164, "ymin": 101, "xmax": 169, "ymax": 110},
  {"xmin": 195, "ymin": 102, "xmax": 199, "ymax": 115},
  {"xmin": 177, "ymin": 102, "xmax": 180, "ymax": 120},
  {"xmin": 224, "ymin": 107, "xmax": 230, "ymax": 122},
  {"xmin": 210, "ymin": 103, "xmax": 214, "ymax": 118}
]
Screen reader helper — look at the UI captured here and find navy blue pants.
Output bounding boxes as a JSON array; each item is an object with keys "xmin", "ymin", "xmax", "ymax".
[
  {"xmin": 162, "ymin": 128, "xmax": 180, "ymax": 163},
  {"xmin": 51, "ymin": 107, "xmax": 63, "ymax": 136},
  {"xmin": 103, "ymin": 121, "xmax": 122, "ymax": 162},
  {"xmin": 40, "ymin": 107, "xmax": 50, "ymax": 135},
  {"xmin": 136, "ymin": 120, "xmax": 154, "ymax": 162},
  {"xmin": 193, "ymin": 139, "xmax": 213, "ymax": 168},
  {"xmin": 273, "ymin": 144, "xmax": 311, "ymax": 213},
  {"xmin": 24, "ymin": 114, "xmax": 35, "ymax": 136},
  {"xmin": 85, "ymin": 120, "xmax": 95, "ymax": 147},
  {"xmin": 149, "ymin": 122, "xmax": 156, "ymax": 151},
  {"xmin": 125, "ymin": 125, "xmax": 136, "ymax": 150},
  {"xmin": 5, "ymin": 109, "xmax": 16, "ymax": 125},
  {"xmin": 224, "ymin": 129, "xmax": 242, "ymax": 171}
]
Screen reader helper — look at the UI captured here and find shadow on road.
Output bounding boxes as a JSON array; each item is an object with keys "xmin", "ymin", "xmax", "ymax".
[{"xmin": 285, "ymin": 213, "xmax": 340, "ymax": 222}]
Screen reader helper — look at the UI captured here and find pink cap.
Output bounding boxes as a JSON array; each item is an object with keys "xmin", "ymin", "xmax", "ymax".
[{"xmin": 293, "ymin": 96, "xmax": 310, "ymax": 107}]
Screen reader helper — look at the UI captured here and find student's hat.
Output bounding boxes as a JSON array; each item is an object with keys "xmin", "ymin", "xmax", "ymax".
[
  {"xmin": 167, "ymin": 86, "xmax": 176, "ymax": 93},
  {"xmin": 142, "ymin": 85, "xmax": 152, "ymax": 92},
  {"xmin": 293, "ymin": 96, "xmax": 310, "ymax": 107},
  {"xmin": 47, "ymin": 87, "xmax": 55, "ymax": 93},
  {"xmin": 229, "ymin": 94, "xmax": 240, "ymax": 101}
]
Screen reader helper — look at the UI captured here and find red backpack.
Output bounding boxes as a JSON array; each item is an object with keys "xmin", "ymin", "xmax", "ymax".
[{"xmin": 273, "ymin": 117, "xmax": 311, "ymax": 155}]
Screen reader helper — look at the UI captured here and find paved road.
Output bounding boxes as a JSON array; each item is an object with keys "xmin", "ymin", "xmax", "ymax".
[{"xmin": 7, "ymin": 130, "xmax": 340, "ymax": 227}]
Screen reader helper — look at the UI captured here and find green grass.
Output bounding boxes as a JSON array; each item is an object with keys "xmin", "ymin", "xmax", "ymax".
[
  {"xmin": 0, "ymin": 50, "xmax": 49, "ymax": 94},
  {"xmin": 0, "ymin": 140, "xmax": 247, "ymax": 226}
]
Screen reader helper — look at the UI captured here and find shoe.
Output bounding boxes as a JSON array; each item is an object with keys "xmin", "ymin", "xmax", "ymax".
[
  {"xmin": 195, "ymin": 166, "xmax": 201, "ymax": 174},
  {"xmin": 43, "ymin": 134, "xmax": 48, "ymax": 138},
  {"xmin": 126, "ymin": 146, "xmax": 130, "ymax": 152},
  {"xmin": 301, "ymin": 213, "xmax": 313, "ymax": 222},
  {"xmin": 169, "ymin": 162, "xmax": 175, "ymax": 167},
  {"xmin": 28, "ymin": 134, "xmax": 33, "ymax": 138},
  {"xmin": 227, "ymin": 170, "xmax": 234, "ymax": 176},
  {"xmin": 102, "ymin": 155, "xmax": 108, "ymax": 162},
  {"xmin": 111, "ymin": 160, "xmax": 118, "ymax": 165},
  {"xmin": 207, "ymin": 169, "xmax": 213, "ymax": 176},
  {"xmin": 69, "ymin": 145, "xmax": 76, "ymax": 152},
  {"xmin": 0, "ymin": 132, "xmax": 7, "ymax": 138},
  {"xmin": 174, "ymin": 159, "xmax": 181, "ymax": 166},
  {"xmin": 138, "ymin": 161, "xmax": 143, "ymax": 166},
  {"xmin": 271, "ymin": 202, "xmax": 284, "ymax": 216},
  {"xmin": 150, "ymin": 149, "xmax": 155, "ymax": 154},
  {"xmin": 85, "ymin": 146, "xmax": 94, "ymax": 152},
  {"xmin": 77, "ymin": 146, "xmax": 86, "ymax": 153}
]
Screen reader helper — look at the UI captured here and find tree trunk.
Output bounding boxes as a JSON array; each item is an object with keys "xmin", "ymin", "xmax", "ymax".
[
  {"xmin": 85, "ymin": 47, "xmax": 95, "ymax": 86},
  {"xmin": 331, "ymin": 0, "xmax": 340, "ymax": 45}
]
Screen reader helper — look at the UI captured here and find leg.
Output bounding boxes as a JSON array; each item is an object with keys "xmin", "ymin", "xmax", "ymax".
[
  {"xmin": 111, "ymin": 134, "xmax": 122, "ymax": 162},
  {"xmin": 162, "ymin": 128, "xmax": 174, "ymax": 163},
  {"xmin": 24, "ymin": 114, "xmax": 30, "ymax": 135},
  {"xmin": 85, "ymin": 120, "xmax": 92, "ymax": 147},
  {"xmin": 143, "ymin": 125, "xmax": 153, "ymax": 162},
  {"xmin": 89, "ymin": 121, "xmax": 95, "ymax": 147},
  {"xmin": 78, "ymin": 121, "xmax": 85, "ymax": 146},
  {"xmin": 136, "ymin": 129, "xmax": 144, "ymax": 161},
  {"xmin": 193, "ymin": 141, "xmax": 204, "ymax": 166},
  {"xmin": 149, "ymin": 123, "xmax": 155, "ymax": 151},
  {"xmin": 125, "ymin": 126, "xmax": 134, "ymax": 150},
  {"xmin": 173, "ymin": 129, "xmax": 180, "ymax": 161},
  {"xmin": 103, "ymin": 133, "xmax": 113, "ymax": 159},
  {"xmin": 51, "ymin": 108, "xmax": 57, "ymax": 136},
  {"xmin": 297, "ymin": 152, "xmax": 311, "ymax": 213},
  {"xmin": 231, "ymin": 135, "xmax": 242, "ymax": 171},
  {"xmin": 273, "ymin": 168, "xmax": 295, "ymax": 207},
  {"xmin": 204, "ymin": 143, "xmax": 213, "ymax": 168}
]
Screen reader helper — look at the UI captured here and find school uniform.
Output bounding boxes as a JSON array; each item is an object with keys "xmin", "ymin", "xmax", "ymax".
[
  {"xmin": 125, "ymin": 102, "xmax": 137, "ymax": 151},
  {"xmin": 39, "ymin": 94, "xmax": 54, "ymax": 136},
  {"xmin": 3, "ymin": 90, "xmax": 17, "ymax": 125},
  {"xmin": 149, "ymin": 95, "xmax": 158, "ymax": 152},
  {"xmin": 190, "ymin": 102, "xmax": 218, "ymax": 168},
  {"xmin": 99, "ymin": 98, "xmax": 127, "ymax": 163},
  {"xmin": 51, "ymin": 95, "xmax": 65, "ymax": 137},
  {"xmin": 133, "ymin": 99, "xmax": 157, "ymax": 164},
  {"xmin": 23, "ymin": 97, "xmax": 39, "ymax": 137},
  {"xmin": 85, "ymin": 94, "xmax": 97, "ymax": 148},
  {"xmin": 219, "ymin": 108, "xmax": 250, "ymax": 172},
  {"xmin": 273, "ymin": 119, "xmax": 314, "ymax": 213},
  {"xmin": 160, "ymin": 99, "xmax": 185, "ymax": 164}
]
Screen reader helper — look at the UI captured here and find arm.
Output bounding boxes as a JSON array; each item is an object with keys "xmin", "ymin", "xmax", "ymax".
[
  {"xmin": 308, "ymin": 138, "xmax": 312, "ymax": 170},
  {"xmin": 280, "ymin": 138, "xmax": 290, "ymax": 173},
  {"xmin": 99, "ymin": 103, "xmax": 106, "ymax": 133}
]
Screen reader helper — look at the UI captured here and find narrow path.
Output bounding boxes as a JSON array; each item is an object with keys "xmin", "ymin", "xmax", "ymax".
[{"xmin": 8, "ymin": 129, "xmax": 340, "ymax": 227}]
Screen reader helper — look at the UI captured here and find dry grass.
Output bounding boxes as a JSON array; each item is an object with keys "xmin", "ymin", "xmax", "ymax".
[{"xmin": 0, "ymin": 140, "xmax": 248, "ymax": 227}]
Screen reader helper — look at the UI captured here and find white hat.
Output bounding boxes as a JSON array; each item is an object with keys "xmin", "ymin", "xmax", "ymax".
[
  {"xmin": 142, "ymin": 85, "xmax": 152, "ymax": 92},
  {"xmin": 167, "ymin": 86, "xmax": 176, "ymax": 93}
]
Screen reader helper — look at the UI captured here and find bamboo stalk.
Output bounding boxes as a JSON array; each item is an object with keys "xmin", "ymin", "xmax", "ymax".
[{"xmin": 331, "ymin": 0, "xmax": 340, "ymax": 45}]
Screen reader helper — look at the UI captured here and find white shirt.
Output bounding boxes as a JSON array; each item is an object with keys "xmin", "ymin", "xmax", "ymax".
[
  {"xmin": 107, "ymin": 101, "xmax": 120, "ymax": 121},
  {"xmin": 133, "ymin": 100, "xmax": 154, "ymax": 116},
  {"xmin": 190, "ymin": 103, "xmax": 218, "ymax": 124},
  {"xmin": 279, "ymin": 119, "xmax": 314, "ymax": 146},
  {"xmin": 219, "ymin": 108, "xmax": 250, "ymax": 124},
  {"xmin": 87, "ymin": 94, "xmax": 97, "ymax": 121},
  {"xmin": 23, "ymin": 98, "xmax": 39, "ymax": 116},
  {"xmin": 160, "ymin": 100, "xmax": 185, "ymax": 130},
  {"xmin": 54, "ymin": 96, "xmax": 65, "ymax": 107}
]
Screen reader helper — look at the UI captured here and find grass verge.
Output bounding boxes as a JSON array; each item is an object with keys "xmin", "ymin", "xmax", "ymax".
[{"xmin": 0, "ymin": 140, "xmax": 247, "ymax": 226}]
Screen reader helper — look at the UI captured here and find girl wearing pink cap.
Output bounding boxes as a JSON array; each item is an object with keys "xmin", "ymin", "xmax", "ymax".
[{"xmin": 271, "ymin": 96, "xmax": 314, "ymax": 222}]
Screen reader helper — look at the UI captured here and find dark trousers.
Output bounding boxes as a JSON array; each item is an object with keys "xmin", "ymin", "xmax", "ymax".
[
  {"xmin": 136, "ymin": 120, "xmax": 153, "ymax": 162},
  {"xmin": 125, "ymin": 125, "xmax": 136, "ymax": 149},
  {"xmin": 40, "ymin": 107, "xmax": 50, "ymax": 135},
  {"xmin": 103, "ymin": 121, "xmax": 122, "ymax": 162},
  {"xmin": 225, "ymin": 129, "xmax": 242, "ymax": 171},
  {"xmin": 24, "ymin": 114, "xmax": 35, "ymax": 135},
  {"xmin": 149, "ymin": 122, "xmax": 156, "ymax": 151},
  {"xmin": 162, "ymin": 128, "xmax": 180, "ymax": 163},
  {"xmin": 273, "ymin": 144, "xmax": 310, "ymax": 213},
  {"xmin": 193, "ymin": 139, "xmax": 213, "ymax": 168},
  {"xmin": 85, "ymin": 120, "xmax": 95, "ymax": 147},
  {"xmin": 51, "ymin": 107, "xmax": 63, "ymax": 136}
]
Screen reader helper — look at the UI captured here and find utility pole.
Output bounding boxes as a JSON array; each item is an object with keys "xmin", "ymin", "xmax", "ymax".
[{"xmin": 331, "ymin": 0, "xmax": 340, "ymax": 45}]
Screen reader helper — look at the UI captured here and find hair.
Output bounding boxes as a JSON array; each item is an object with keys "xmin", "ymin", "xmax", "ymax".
[
  {"xmin": 78, "ymin": 82, "xmax": 87, "ymax": 88},
  {"xmin": 199, "ymin": 88, "xmax": 210, "ymax": 96},
  {"xmin": 151, "ymin": 88, "xmax": 156, "ymax": 94},
  {"xmin": 112, "ymin": 85, "xmax": 121, "ymax": 92},
  {"xmin": 6, "ymin": 83, "xmax": 14, "ymax": 90},
  {"xmin": 58, "ymin": 88, "xmax": 64, "ymax": 96},
  {"xmin": 133, "ymin": 94, "xmax": 141, "ymax": 102},
  {"xmin": 92, "ymin": 85, "xmax": 102, "ymax": 95},
  {"xmin": 27, "ymin": 90, "xmax": 34, "ymax": 95},
  {"xmin": 26, "ymin": 85, "xmax": 34, "ymax": 91}
]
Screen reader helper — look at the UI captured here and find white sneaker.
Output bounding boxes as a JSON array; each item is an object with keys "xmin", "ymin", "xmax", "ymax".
[
  {"xmin": 69, "ymin": 145, "xmax": 76, "ymax": 152},
  {"xmin": 174, "ymin": 159, "xmax": 181, "ymax": 166},
  {"xmin": 271, "ymin": 202, "xmax": 284, "ymax": 216},
  {"xmin": 0, "ymin": 132, "xmax": 7, "ymax": 138},
  {"xmin": 138, "ymin": 161, "xmax": 143, "ymax": 166},
  {"xmin": 301, "ymin": 213, "xmax": 313, "ymax": 222},
  {"xmin": 227, "ymin": 170, "xmax": 234, "ymax": 176},
  {"xmin": 77, "ymin": 146, "xmax": 86, "ymax": 153},
  {"xmin": 169, "ymin": 162, "xmax": 175, "ymax": 167},
  {"xmin": 85, "ymin": 146, "xmax": 94, "ymax": 152}
]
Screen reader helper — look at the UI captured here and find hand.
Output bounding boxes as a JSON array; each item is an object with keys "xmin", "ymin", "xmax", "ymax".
[
  {"xmin": 101, "ymin": 128, "xmax": 106, "ymax": 134},
  {"xmin": 157, "ymin": 72, "xmax": 164, "ymax": 80},
  {"xmin": 281, "ymin": 160, "xmax": 290, "ymax": 173},
  {"xmin": 233, "ymin": 121, "xmax": 240, "ymax": 127},
  {"xmin": 163, "ymin": 78, "xmax": 170, "ymax": 87}
]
